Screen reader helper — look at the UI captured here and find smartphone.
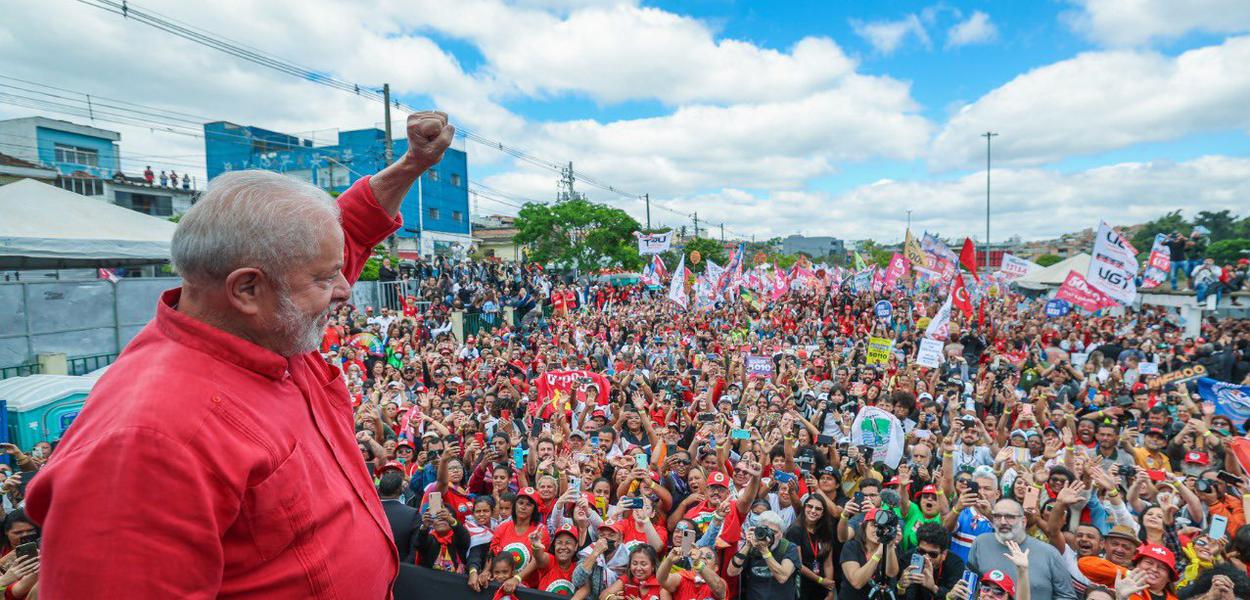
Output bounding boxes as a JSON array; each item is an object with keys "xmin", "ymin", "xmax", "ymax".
[
  {"xmin": 909, "ymin": 553, "xmax": 925, "ymax": 572},
  {"xmin": 569, "ymin": 476, "xmax": 581, "ymax": 493},
  {"xmin": 1209, "ymin": 514, "xmax": 1229, "ymax": 540},
  {"xmin": 530, "ymin": 418, "xmax": 545, "ymax": 438},
  {"xmin": 698, "ymin": 413, "xmax": 717, "ymax": 423},
  {"xmin": 681, "ymin": 528, "xmax": 696, "ymax": 555},
  {"xmin": 14, "ymin": 541, "xmax": 37, "ymax": 561},
  {"xmin": 853, "ymin": 492, "xmax": 865, "ymax": 505},
  {"xmin": 774, "ymin": 470, "xmax": 795, "ymax": 485},
  {"xmin": 967, "ymin": 480, "xmax": 981, "ymax": 494},
  {"xmin": 512, "ymin": 447, "xmax": 526, "ymax": 469},
  {"xmin": 964, "ymin": 397, "xmax": 976, "ymax": 411},
  {"xmin": 666, "ymin": 443, "xmax": 680, "ymax": 455},
  {"xmin": 624, "ymin": 496, "xmax": 645, "ymax": 509},
  {"xmin": 731, "ymin": 428, "xmax": 752, "ymax": 440},
  {"xmin": 590, "ymin": 435, "xmax": 601, "ymax": 449},
  {"xmin": 427, "ymin": 491, "xmax": 443, "ymax": 514},
  {"xmin": 859, "ymin": 446, "xmax": 874, "ymax": 464},
  {"xmin": 816, "ymin": 434, "xmax": 834, "ymax": 446},
  {"xmin": 1217, "ymin": 471, "xmax": 1245, "ymax": 485},
  {"xmin": 1023, "ymin": 485, "xmax": 1040, "ymax": 509},
  {"xmin": 474, "ymin": 432, "xmax": 485, "ymax": 446},
  {"xmin": 635, "ymin": 453, "xmax": 649, "ymax": 470},
  {"xmin": 960, "ymin": 569, "xmax": 979, "ymax": 599}
]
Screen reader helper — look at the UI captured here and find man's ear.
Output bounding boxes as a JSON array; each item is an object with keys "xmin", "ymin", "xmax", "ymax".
[{"xmin": 224, "ymin": 267, "xmax": 270, "ymax": 316}]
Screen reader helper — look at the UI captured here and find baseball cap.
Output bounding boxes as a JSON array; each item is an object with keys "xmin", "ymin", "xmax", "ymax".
[
  {"xmin": 981, "ymin": 570, "xmax": 1016, "ymax": 597},
  {"xmin": 1133, "ymin": 544, "xmax": 1178, "ymax": 579},
  {"xmin": 517, "ymin": 486, "xmax": 541, "ymax": 507},
  {"xmin": 1142, "ymin": 426, "xmax": 1167, "ymax": 438},
  {"xmin": 707, "ymin": 471, "xmax": 730, "ymax": 488},
  {"xmin": 916, "ymin": 484, "xmax": 940, "ymax": 497},
  {"xmin": 553, "ymin": 522, "xmax": 580, "ymax": 540},
  {"xmin": 375, "ymin": 461, "xmax": 406, "ymax": 476}
]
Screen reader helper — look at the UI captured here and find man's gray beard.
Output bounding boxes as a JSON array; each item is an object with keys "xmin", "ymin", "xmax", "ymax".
[
  {"xmin": 273, "ymin": 291, "xmax": 327, "ymax": 357},
  {"xmin": 994, "ymin": 525, "xmax": 1026, "ymax": 545}
]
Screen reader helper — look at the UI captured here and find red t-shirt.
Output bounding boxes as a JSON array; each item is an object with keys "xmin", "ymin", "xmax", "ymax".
[
  {"xmin": 490, "ymin": 520, "xmax": 550, "ymax": 587},
  {"xmin": 537, "ymin": 559, "xmax": 577, "ymax": 596}
]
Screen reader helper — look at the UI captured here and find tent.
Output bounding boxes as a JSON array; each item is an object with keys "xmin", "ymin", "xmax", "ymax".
[
  {"xmin": 1014, "ymin": 253, "xmax": 1090, "ymax": 290},
  {"xmin": 0, "ymin": 178, "xmax": 179, "ymax": 269}
]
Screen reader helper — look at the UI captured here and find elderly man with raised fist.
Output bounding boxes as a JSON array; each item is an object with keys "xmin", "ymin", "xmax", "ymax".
[{"xmin": 27, "ymin": 111, "xmax": 455, "ymax": 599}]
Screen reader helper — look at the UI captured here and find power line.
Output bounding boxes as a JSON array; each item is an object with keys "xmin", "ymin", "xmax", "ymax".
[{"xmin": 72, "ymin": 0, "xmax": 756, "ymax": 241}]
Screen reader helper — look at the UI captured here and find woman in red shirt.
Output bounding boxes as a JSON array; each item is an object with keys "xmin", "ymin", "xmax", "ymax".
[
  {"xmin": 602, "ymin": 546, "xmax": 663, "ymax": 600},
  {"xmin": 489, "ymin": 487, "xmax": 549, "ymax": 586},
  {"xmin": 533, "ymin": 523, "xmax": 582, "ymax": 596}
]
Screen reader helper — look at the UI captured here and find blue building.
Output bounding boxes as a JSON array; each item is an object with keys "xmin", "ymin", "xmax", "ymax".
[
  {"xmin": 203, "ymin": 121, "xmax": 471, "ymax": 257},
  {"xmin": 0, "ymin": 116, "xmax": 197, "ymax": 216}
]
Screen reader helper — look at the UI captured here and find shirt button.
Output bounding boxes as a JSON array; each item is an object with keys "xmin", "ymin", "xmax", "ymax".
[{"xmin": 212, "ymin": 395, "xmax": 221, "ymax": 404}]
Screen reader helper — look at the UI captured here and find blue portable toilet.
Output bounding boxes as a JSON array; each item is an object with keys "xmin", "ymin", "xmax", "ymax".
[{"xmin": 0, "ymin": 369, "xmax": 105, "ymax": 451}]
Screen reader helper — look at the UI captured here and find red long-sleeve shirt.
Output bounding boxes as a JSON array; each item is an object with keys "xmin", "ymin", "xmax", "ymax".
[{"xmin": 27, "ymin": 176, "xmax": 400, "ymax": 599}]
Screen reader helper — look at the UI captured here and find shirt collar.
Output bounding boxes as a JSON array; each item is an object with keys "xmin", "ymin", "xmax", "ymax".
[{"xmin": 156, "ymin": 288, "xmax": 289, "ymax": 380}]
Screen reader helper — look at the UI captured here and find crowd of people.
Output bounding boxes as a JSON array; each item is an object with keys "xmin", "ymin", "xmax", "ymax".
[
  {"xmin": 1162, "ymin": 231, "xmax": 1248, "ymax": 304},
  {"xmin": 313, "ymin": 252, "xmax": 1250, "ymax": 600}
]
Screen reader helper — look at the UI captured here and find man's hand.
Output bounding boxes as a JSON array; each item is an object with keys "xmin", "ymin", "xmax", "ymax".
[{"xmin": 405, "ymin": 112, "xmax": 455, "ymax": 171}]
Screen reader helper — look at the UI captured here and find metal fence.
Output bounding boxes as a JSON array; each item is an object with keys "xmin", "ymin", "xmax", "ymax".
[
  {"xmin": 350, "ymin": 280, "xmax": 423, "ymax": 313},
  {"xmin": 463, "ymin": 312, "xmax": 505, "ymax": 337}
]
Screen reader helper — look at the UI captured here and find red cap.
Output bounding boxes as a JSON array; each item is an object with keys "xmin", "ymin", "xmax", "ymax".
[
  {"xmin": 707, "ymin": 471, "xmax": 730, "ymax": 488},
  {"xmin": 591, "ymin": 409, "xmax": 607, "ymax": 419},
  {"xmin": 554, "ymin": 522, "xmax": 580, "ymax": 540},
  {"xmin": 981, "ymin": 570, "xmax": 1016, "ymax": 597},
  {"xmin": 916, "ymin": 484, "xmax": 940, "ymax": 497},
  {"xmin": 598, "ymin": 517, "xmax": 625, "ymax": 534},
  {"xmin": 397, "ymin": 440, "xmax": 414, "ymax": 450},
  {"xmin": 517, "ymin": 486, "xmax": 541, "ymax": 507},
  {"xmin": 1184, "ymin": 451, "xmax": 1210, "ymax": 465},
  {"xmin": 375, "ymin": 461, "xmax": 406, "ymax": 476},
  {"xmin": 1134, "ymin": 543, "xmax": 1178, "ymax": 579},
  {"xmin": 863, "ymin": 507, "xmax": 880, "ymax": 522}
]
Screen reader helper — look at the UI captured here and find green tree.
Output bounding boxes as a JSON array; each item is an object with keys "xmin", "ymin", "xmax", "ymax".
[
  {"xmin": 514, "ymin": 198, "xmax": 643, "ymax": 270},
  {"xmin": 682, "ymin": 237, "xmax": 728, "ymax": 273},
  {"xmin": 1194, "ymin": 210, "xmax": 1239, "ymax": 241},
  {"xmin": 1132, "ymin": 210, "xmax": 1190, "ymax": 251},
  {"xmin": 1035, "ymin": 254, "xmax": 1063, "ymax": 267},
  {"xmin": 854, "ymin": 240, "xmax": 895, "ymax": 268},
  {"xmin": 1205, "ymin": 239, "xmax": 1250, "ymax": 264}
]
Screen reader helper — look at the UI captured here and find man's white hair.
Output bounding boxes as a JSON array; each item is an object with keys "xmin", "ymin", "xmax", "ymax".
[
  {"xmin": 757, "ymin": 510, "xmax": 784, "ymax": 530},
  {"xmin": 171, "ymin": 170, "xmax": 340, "ymax": 285}
]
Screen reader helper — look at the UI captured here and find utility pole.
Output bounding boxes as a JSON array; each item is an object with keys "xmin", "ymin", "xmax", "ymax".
[
  {"xmin": 644, "ymin": 193, "xmax": 651, "ymax": 230},
  {"xmin": 692, "ymin": 212, "xmax": 699, "ymax": 239},
  {"xmin": 982, "ymin": 131, "xmax": 998, "ymax": 273},
  {"xmin": 906, "ymin": 209, "xmax": 912, "ymax": 232},
  {"xmin": 720, "ymin": 223, "xmax": 724, "ymax": 242},
  {"xmin": 382, "ymin": 84, "xmax": 394, "ymax": 165}
]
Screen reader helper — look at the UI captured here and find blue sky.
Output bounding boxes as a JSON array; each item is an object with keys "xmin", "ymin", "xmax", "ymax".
[{"xmin": 4, "ymin": 0, "xmax": 1250, "ymax": 241}]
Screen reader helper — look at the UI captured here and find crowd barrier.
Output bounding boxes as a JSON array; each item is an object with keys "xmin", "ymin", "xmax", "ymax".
[{"xmin": 394, "ymin": 565, "xmax": 564, "ymax": 600}]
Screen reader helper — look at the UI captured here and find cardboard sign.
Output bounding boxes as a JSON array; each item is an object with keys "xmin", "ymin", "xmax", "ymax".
[
  {"xmin": 866, "ymin": 337, "xmax": 894, "ymax": 365},
  {"xmin": 745, "ymin": 355, "xmax": 774, "ymax": 379},
  {"xmin": 1138, "ymin": 362, "xmax": 1159, "ymax": 376},
  {"xmin": 916, "ymin": 338, "xmax": 944, "ymax": 369}
]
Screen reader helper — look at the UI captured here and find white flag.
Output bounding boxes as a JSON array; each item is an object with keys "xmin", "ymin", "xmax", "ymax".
[
  {"xmin": 999, "ymin": 253, "xmax": 1040, "ymax": 280},
  {"xmin": 1087, "ymin": 221, "xmax": 1139, "ymax": 305},
  {"xmin": 850, "ymin": 406, "xmax": 906, "ymax": 469},
  {"xmin": 636, "ymin": 231, "xmax": 673, "ymax": 255},
  {"xmin": 925, "ymin": 290, "xmax": 953, "ymax": 340},
  {"xmin": 668, "ymin": 255, "xmax": 688, "ymax": 308}
]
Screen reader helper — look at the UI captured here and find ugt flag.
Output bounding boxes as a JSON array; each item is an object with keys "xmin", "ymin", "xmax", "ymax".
[
  {"xmin": 1197, "ymin": 377, "xmax": 1250, "ymax": 425},
  {"xmin": 1087, "ymin": 221, "xmax": 1139, "ymax": 304}
]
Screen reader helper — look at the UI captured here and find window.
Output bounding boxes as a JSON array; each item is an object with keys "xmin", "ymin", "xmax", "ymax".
[
  {"xmin": 429, "ymin": 207, "xmax": 440, "ymax": 220},
  {"xmin": 452, "ymin": 210, "xmax": 462, "ymax": 222},
  {"xmin": 427, "ymin": 169, "xmax": 439, "ymax": 182},
  {"xmin": 53, "ymin": 144, "xmax": 99, "ymax": 167},
  {"xmin": 450, "ymin": 173, "xmax": 461, "ymax": 187},
  {"xmin": 55, "ymin": 176, "xmax": 102, "ymax": 196}
]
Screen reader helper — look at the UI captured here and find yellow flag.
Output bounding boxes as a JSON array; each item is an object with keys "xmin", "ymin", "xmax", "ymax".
[{"xmin": 904, "ymin": 229, "xmax": 926, "ymax": 266}]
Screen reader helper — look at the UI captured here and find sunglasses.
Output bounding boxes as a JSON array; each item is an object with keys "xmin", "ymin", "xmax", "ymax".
[{"xmin": 916, "ymin": 549, "xmax": 941, "ymax": 558}]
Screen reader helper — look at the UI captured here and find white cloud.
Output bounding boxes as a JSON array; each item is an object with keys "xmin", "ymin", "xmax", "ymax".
[
  {"xmin": 659, "ymin": 155, "xmax": 1250, "ymax": 242},
  {"xmin": 930, "ymin": 35, "xmax": 1250, "ymax": 170},
  {"xmin": 946, "ymin": 11, "xmax": 998, "ymax": 48},
  {"xmin": 1065, "ymin": 0, "xmax": 1250, "ymax": 46},
  {"xmin": 851, "ymin": 14, "xmax": 931, "ymax": 55}
]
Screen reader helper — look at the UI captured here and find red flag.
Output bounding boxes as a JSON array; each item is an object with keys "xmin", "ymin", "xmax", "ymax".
[
  {"xmin": 960, "ymin": 238, "xmax": 981, "ymax": 282},
  {"xmin": 977, "ymin": 297, "xmax": 986, "ymax": 327},
  {"xmin": 1228, "ymin": 438, "xmax": 1250, "ymax": 480},
  {"xmin": 952, "ymin": 274, "xmax": 974, "ymax": 317}
]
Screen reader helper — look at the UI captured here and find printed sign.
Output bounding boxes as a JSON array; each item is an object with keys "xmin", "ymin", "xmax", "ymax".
[
  {"xmin": 1148, "ymin": 364, "xmax": 1207, "ymax": 390},
  {"xmin": 866, "ymin": 337, "xmax": 894, "ymax": 365},
  {"xmin": 1087, "ymin": 221, "xmax": 1139, "ymax": 305},
  {"xmin": 875, "ymin": 300, "xmax": 893, "ymax": 321},
  {"xmin": 916, "ymin": 338, "xmax": 944, "ymax": 369},
  {"xmin": 1056, "ymin": 270, "xmax": 1115, "ymax": 312},
  {"xmin": 1138, "ymin": 362, "xmax": 1159, "ymax": 376},
  {"xmin": 636, "ymin": 231, "xmax": 673, "ymax": 255},
  {"xmin": 999, "ymin": 253, "xmax": 1040, "ymax": 280},
  {"xmin": 1044, "ymin": 299, "xmax": 1071, "ymax": 318},
  {"xmin": 745, "ymin": 355, "xmax": 774, "ymax": 379}
]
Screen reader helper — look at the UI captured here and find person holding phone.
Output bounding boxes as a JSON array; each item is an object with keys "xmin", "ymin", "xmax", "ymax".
[
  {"xmin": 414, "ymin": 505, "xmax": 470, "ymax": 573},
  {"xmin": 658, "ymin": 539, "xmax": 727, "ymax": 600},
  {"xmin": 489, "ymin": 487, "xmax": 550, "ymax": 588},
  {"xmin": 899, "ymin": 523, "xmax": 965, "ymax": 600}
]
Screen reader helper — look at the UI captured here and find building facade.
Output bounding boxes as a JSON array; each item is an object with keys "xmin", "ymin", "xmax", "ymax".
[
  {"xmin": 203, "ymin": 121, "xmax": 471, "ymax": 257},
  {"xmin": 781, "ymin": 235, "xmax": 845, "ymax": 258},
  {"xmin": 0, "ymin": 116, "xmax": 197, "ymax": 216}
]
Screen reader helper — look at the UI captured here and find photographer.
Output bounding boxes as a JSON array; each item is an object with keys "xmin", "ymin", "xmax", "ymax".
[
  {"xmin": 841, "ymin": 507, "xmax": 902, "ymax": 600},
  {"xmin": 900, "ymin": 523, "xmax": 964, "ymax": 600},
  {"xmin": 727, "ymin": 510, "xmax": 799, "ymax": 600}
]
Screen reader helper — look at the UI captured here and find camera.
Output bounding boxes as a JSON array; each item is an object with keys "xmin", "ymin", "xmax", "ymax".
[
  {"xmin": 873, "ymin": 508, "xmax": 900, "ymax": 545},
  {"xmin": 752, "ymin": 525, "xmax": 774, "ymax": 546}
]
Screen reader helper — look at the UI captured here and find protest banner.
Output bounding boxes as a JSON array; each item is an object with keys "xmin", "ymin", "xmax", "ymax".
[
  {"xmin": 1044, "ymin": 298, "xmax": 1071, "ymax": 318},
  {"xmin": 1147, "ymin": 364, "xmax": 1207, "ymax": 389},
  {"xmin": 916, "ymin": 338, "xmax": 944, "ymax": 368},
  {"xmin": 881, "ymin": 253, "xmax": 910, "ymax": 290},
  {"xmin": 850, "ymin": 406, "xmax": 905, "ymax": 469},
  {"xmin": 745, "ymin": 355, "xmax": 774, "ymax": 379},
  {"xmin": 1197, "ymin": 378, "xmax": 1250, "ymax": 424},
  {"xmin": 1087, "ymin": 221, "xmax": 1138, "ymax": 304},
  {"xmin": 1141, "ymin": 233, "xmax": 1171, "ymax": 289},
  {"xmin": 999, "ymin": 253, "xmax": 1040, "ymax": 280},
  {"xmin": 874, "ymin": 300, "xmax": 893, "ymax": 322},
  {"xmin": 636, "ymin": 231, "xmax": 672, "ymax": 255},
  {"xmin": 1056, "ymin": 270, "xmax": 1115, "ymax": 312},
  {"xmin": 533, "ymin": 370, "xmax": 611, "ymax": 418},
  {"xmin": 866, "ymin": 337, "xmax": 893, "ymax": 364}
]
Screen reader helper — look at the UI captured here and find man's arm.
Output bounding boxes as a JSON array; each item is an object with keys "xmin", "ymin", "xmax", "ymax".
[{"xmin": 369, "ymin": 112, "xmax": 455, "ymax": 217}]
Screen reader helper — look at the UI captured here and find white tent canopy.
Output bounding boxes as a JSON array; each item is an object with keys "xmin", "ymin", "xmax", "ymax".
[
  {"xmin": 0, "ymin": 178, "xmax": 178, "ymax": 269},
  {"xmin": 1014, "ymin": 253, "xmax": 1090, "ymax": 290}
]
